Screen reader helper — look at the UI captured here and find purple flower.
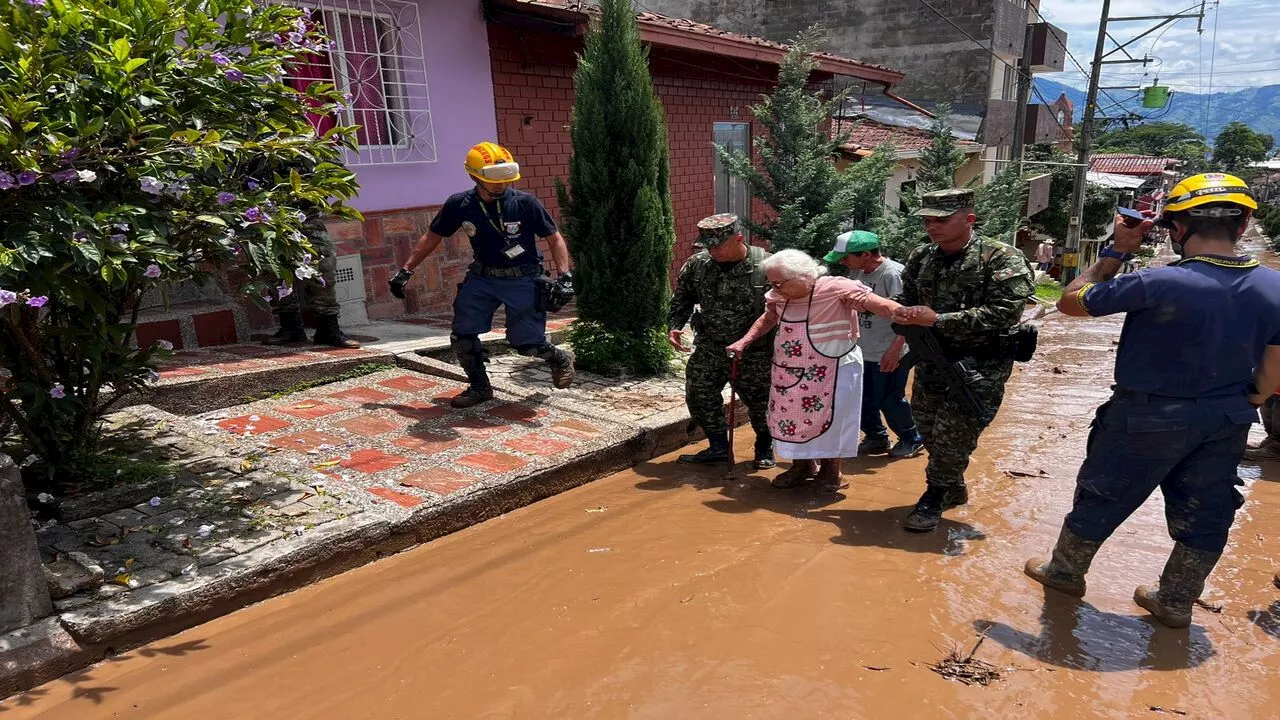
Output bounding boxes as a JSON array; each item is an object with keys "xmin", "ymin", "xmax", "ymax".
[
  {"xmin": 316, "ymin": 275, "xmax": 327, "ymax": 288},
  {"xmin": 288, "ymin": 31, "xmax": 304, "ymax": 44},
  {"xmin": 244, "ymin": 207, "xmax": 262, "ymax": 222},
  {"xmin": 17, "ymin": 171, "xmax": 37, "ymax": 186},
  {"xmin": 61, "ymin": 147, "xmax": 81, "ymax": 163},
  {"xmin": 276, "ymin": 284, "xmax": 293, "ymax": 299},
  {"xmin": 0, "ymin": 290, "xmax": 16, "ymax": 306},
  {"xmin": 52, "ymin": 169, "xmax": 78, "ymax": 183},
  {"xmin": 109, "ymin": 234, "xmax": 127, "ymax": 245},
  {"xmin": 139, "ymin": 176, "xmax": 164, "ymax": 195},
  {"xmin": 273, "ymin": 33, "xmax": 286, "ymax": 45},
  {"xmin": 246, "ymin": 179, "xmax": 260, "ymax": 192},
  {"xmin": 0, "ymin": 173, "xmax": 14, "ymax": 190},
  {"xmin": 49, "ymin": 384, "xmax": 65, "ymax": 399},
  {"xmin": 26, "ymin": 296, "xmax": 48, "ymax": 308},
  {"xmin": 145, "ymin": 370, "xmax": 161, "ymax": 384},
  {"xmin": 144, "ymin": 264, "xmax": 162, "ymax": 278},
  {"xmin": 225, "ymin": 69, "xmax": 245, "ymax": 82},
  {"xmin": 211, "ymin": 52, "xmax": 230, "ymax": 66},
  {"xmin": 216, "ymin": 191, "xmax": 236, "ymax": 205},
  {"xmin": 25, "ymin": 0, "xmax": 45, "ymax": 6},
  {"xmin": 71, "ymin": 230, "xmax": 88, "ymax": 242}
]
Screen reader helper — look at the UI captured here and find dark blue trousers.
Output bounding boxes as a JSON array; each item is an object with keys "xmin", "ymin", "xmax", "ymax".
[
  {"xmin": 452, "ymin": 274, "xmax": 545, "ymax": 348},
  {"xmin": 860, "ymin": 360, "xmax": 923, "ymax": 444},
  {"xmin": 1064, "ymin": 393, "xmax": 1256, "ymax": 554}
]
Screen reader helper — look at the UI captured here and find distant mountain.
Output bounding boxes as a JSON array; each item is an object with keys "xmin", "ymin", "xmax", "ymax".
[{"xmin": 1034, "ymin": 77, "xmax": 1280, "ymax": 141}]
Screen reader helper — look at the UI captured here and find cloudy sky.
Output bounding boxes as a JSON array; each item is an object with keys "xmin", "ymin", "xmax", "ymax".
[{"xmin": 1035, "ymin": 0, "xmax": 1280, "ymax": 93}]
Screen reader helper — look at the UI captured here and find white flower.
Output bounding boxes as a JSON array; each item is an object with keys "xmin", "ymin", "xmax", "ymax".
[
  {"xmin": 295, "ymin": 264, "xmax": 319, "ymax": 281},
  {"xmin": 149, "ymin": 496, "xmax": 162, "ymax": 507},
  {"xmin": 37, "ymin": 492, "xmax": 53, "ymax": 504},
  {"xmin": 156, "ymin": 340, "xmax": 174, "ymax": 351},
  {"xmin": 77, "ymin": 170, "xmax": 97, "ymax": 183},
  {"xmin": 249, "ymin": 414, "xmax": 261, "ymax": 422},
  {"xmin": 197, "ymin": 524, "xmax": 214, "ymax": 538}
]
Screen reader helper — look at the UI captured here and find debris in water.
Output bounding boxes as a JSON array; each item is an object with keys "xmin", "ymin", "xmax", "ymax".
[
  {"xmin": 1148, "ymin": 706, "xmax": 1188, "ymax": 716},
  {"xmin": 588, "ymin": 547, "xmax": 611, "ymax": 553},
  {"xmin": 928, "ymin": 635, "xmax": 1001, "ymax": 687},
  {"xmin": 1052, "ymin": 366, "xmax": 1066, "ymax": 374},
  {"xmin": 863, "ymin": 666, "xmax": 890, "ymax": 672},
  {"xmin": 585, "ymin": 506, "xmax": 608, "ymax": 513},
  {"xmin": 1001, "ymin": 468, "xmax": 1048, "ymax": 478},
  {"xmin": 680, "ymin": 595, "xmax": 695, "ymax": 604},
  {"xmin": 1194, "ymin": 598, "xmax": 1224, "ymax": 614}
]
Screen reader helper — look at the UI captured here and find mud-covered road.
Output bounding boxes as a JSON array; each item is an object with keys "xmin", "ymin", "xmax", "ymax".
[{"xmin": 7, "ymin": 305, "xmax": 1280, "ymax": 719}]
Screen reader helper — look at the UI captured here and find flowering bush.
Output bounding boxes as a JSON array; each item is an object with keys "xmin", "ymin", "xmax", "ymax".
[{"xmin": 0, "ymin": 0, "xmax": 360, "ymax": 485}]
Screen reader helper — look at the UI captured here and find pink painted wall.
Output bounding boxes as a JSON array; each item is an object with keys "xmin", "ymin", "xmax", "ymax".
[{"xmin": 347, "ymin": 0, "xmax": 496, "ymax": 213}]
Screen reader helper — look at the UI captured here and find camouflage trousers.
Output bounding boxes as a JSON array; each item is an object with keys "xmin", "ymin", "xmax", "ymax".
[
  {"xmin": 911, "ymin": 357, "xmax": 1014, "ymax": 488},
  {"xmin": 685, "ymin": 344, "xmax": 771, "ymax": 439},
  {"xmin": 273, "ymin": 216, "xmax": 341, "ymax": 318}
]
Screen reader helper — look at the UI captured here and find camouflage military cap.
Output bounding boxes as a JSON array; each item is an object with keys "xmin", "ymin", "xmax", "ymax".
[
  {"xmin": 914, "ymin": 188, "xmax": 976, "ymax": 218},
  {"xmin": 694, "ymin": 213, "xmax": 741, "ymax": 248}
]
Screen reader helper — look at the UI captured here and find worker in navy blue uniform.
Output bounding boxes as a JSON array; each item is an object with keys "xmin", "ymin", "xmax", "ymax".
[
  {"xmin": 1025, "ymin": 173, "xmax": 1280, "ymax": 629},
  {"xmin": 389, "ymin": 142, "xmax": 575, "ymax": 408}
]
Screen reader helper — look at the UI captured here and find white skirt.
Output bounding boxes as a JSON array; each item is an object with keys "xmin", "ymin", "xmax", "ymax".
[{"xmin": 775, "ymin": 343, "xmax": 864, "ymax": 460}]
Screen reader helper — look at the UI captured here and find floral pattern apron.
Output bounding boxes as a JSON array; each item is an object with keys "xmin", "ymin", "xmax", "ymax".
[{"xmin": 768, "ymin": 299, "xmax": 848, "ymax": 443}]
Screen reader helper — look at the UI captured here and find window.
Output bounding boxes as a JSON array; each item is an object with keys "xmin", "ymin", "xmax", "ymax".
[
  {"xmin": 285, "ymin": 0, "xmax": 436, "ymax": 165},
  {"xmin": 713, "ymin": 122, "xmax": 751, "ymax": 233}
]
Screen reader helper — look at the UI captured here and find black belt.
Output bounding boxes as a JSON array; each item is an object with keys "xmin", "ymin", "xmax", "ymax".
[
  {"xmin": 474, "ymin": 263, "xmax": 542, "ymax": 278},
  {"xmin": 1112, "ymin": 386, "xmax": 1239, "ymax": 404}
]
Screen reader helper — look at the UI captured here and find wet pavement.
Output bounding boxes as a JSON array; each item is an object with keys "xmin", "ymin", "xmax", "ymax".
[{"xmin": 6, "ymin": 310, "xmax": 1280, "ymax": 719}]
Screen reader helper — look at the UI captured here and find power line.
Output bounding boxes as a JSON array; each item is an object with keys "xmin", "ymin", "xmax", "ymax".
[{"xmin": 1206, "ymin": 0, "xmax": 1221, "ymax": 130}]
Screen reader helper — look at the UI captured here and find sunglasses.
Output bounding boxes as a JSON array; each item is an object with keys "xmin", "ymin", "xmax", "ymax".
[{"xmin": 768, "ymin": 278, "xmax": 795, "ymax": 289}]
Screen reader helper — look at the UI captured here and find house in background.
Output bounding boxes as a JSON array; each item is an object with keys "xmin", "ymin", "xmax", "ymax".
[{"xmin": 833, "ymin": 117, "xmax": 986, "ymax": 212}]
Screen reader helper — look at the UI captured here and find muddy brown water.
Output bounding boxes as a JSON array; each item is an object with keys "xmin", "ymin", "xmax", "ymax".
[{"xmin": 6, "ymin": 313, "xmax": 1280, "ymax": 719}]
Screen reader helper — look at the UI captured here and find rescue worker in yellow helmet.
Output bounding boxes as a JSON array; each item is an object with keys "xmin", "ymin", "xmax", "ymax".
[
  {"xmin": 1025, "ymin": 173, "xmax": 1280, "ymax": 628},
  {"xmin": 390, "ymin": 142, "xmax": 575, "ymax": 407}
]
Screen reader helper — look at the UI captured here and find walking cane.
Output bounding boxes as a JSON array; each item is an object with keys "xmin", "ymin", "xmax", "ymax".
[{"xmin": 726, "ymin": 353, "xmax": 740, "ymax": 478}]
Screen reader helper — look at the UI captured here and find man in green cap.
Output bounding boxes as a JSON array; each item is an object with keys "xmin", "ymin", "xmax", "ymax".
[
  {"xmin": 669, "ymin": 214, "xmax": 775, "ymax": 469},
  {"xmin": 828, "ymin": 230, "xmax": 925, "ymax": 459},
  {"xmin": 885, "ymin": 189, "xmax": 1036, "ymax": 532}
]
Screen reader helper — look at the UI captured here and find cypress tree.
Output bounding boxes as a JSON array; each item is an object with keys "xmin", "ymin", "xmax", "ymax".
[
  {"xmin": 556, "ymin": 0, "xmax": 675, "ymax": 376},
  {"xmin": 717, "ymin": 26, "xmax": 895, "ymax": 258}
]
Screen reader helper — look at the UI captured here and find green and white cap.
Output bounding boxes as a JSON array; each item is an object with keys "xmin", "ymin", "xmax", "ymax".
[{"xmin": 824, "ymin": 230, "xmax": 879, "ymax": 262}]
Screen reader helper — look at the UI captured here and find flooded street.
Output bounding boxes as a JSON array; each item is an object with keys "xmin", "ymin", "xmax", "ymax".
[{"xmin": 6, "ymin": 309, "xmax": 1280, "ymax": 719}]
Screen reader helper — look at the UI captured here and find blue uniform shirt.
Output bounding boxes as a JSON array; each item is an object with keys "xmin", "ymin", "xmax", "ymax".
[
  {"xmin": 1079, "ymin": 255, "xmax": 1280, "ymax": 398},
  {"xmin": 429, "ymin": 188, "xmax": 556, "ymax": 269}
]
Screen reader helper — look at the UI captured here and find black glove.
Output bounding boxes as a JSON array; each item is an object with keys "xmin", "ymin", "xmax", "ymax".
[
  {"xmin": 389, "ymin": 268, "xmax": 413, "ymax": 299},
  {"xmin": 548, "ymin": 270, "xmax": 575, "ymax": 312}
]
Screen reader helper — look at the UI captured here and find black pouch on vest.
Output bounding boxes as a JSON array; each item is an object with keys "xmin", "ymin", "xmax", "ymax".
[
  {"xmin": 1007, "ymin": 323, "xmax": 1039, "ymax": 362},
  {"xmin": 533, "ymin": 275, "xmax": 552, "ymax": 313}
]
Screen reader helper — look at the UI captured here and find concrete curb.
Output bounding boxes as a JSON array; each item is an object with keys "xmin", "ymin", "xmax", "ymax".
[{"xmin": 0, "ymin": 364, "xmax": 730, "ymax": 700}]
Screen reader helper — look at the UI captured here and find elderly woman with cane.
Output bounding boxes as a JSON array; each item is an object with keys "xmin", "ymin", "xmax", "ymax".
[{"xmin": 727, "ymin": 249, "xmax": 902, "ymax": 489}]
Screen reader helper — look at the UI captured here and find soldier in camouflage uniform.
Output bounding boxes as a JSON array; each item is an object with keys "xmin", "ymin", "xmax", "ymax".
[
  {"xmin": 264, "ymin": 212, "xmax": 360, "ymax": 348},
  {"xmin": 886, "ymin": 189, "xmax": 1036, "ymax": 532},
  {"xmin": 668, "ymin": 214, "xmax": 775, "ymax": 469}
]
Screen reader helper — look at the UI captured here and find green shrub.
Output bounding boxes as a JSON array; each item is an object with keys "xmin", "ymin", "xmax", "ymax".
[{"xmin": 0, "ymin": 0, "xmax": 360, "ymax": 485}]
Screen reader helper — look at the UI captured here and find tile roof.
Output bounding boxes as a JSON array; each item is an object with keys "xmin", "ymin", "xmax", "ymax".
[
  {"xmin": 1089, "ymin": 153, "xmax": 1179, "ymax": 176},
  {"xmin": 832, "ymin": 118, "xmax": 983, "ymax": 155},
  {"xmin": 497, "ymin": 0, "xmax": 902, "ymax": 81}
]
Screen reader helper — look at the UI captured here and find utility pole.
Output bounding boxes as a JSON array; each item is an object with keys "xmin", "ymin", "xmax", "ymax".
[
  {"xmin": 1010, "ymin": 24, "xmax": 1035, "ymax": 173},
  {"xmin": 1064, "ymin": 2, "xmax": 1205, "ymax": 281}
]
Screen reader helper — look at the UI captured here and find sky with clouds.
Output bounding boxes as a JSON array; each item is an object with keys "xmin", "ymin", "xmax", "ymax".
[{"xmin": 1034, "ymin": 0, "xmax": 1280, "ymax": 93}]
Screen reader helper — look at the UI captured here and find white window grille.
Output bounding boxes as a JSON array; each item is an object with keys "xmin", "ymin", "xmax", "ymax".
[{"xmin": 284, "ymin": 0, "xmax": 437, "ymax": 166}]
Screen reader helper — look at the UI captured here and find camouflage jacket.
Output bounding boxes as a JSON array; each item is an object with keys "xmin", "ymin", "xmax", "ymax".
[
  {"xmin": 668, "ymin": 245, "xmax": 770, "ymax": 347},
  {"xmin": 896, "ymin": 235, "xmax": 1035, "ymax": 345}
]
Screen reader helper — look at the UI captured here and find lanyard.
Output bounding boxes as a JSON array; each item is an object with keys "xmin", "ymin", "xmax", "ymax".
[{"xmin": 479, "ymin": 197, "xmax": 506, "ymax": 235}]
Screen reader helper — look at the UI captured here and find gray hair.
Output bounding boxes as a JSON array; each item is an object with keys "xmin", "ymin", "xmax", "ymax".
[{"xmin": 761, "ymin": 249, "xmax": 828, "ymax": 282}]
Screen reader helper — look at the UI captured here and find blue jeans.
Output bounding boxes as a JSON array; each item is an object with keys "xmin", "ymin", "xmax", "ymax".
[
  {"xmin": 861, "ymin": 360, "xmax": 923, "ymax": 445},
  {"xmin": 452, "ymin": 274, "xmax": 546, "ymax": 347},
  {"xmin": 1064, "ymin": 393, "xmax": 1256, "ymax": 554}
]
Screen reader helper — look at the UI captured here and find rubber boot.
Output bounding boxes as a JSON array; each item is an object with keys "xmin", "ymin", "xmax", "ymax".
[
  {"xmin": 451, "ymin": 360, "xmax": 494, "ymax": 409},
  {"xmin": 312, "ymin": 315, "xmax": 361, "ymax": 348},
  {"xmin": 1024, "ymin": 527, "xmax": 1104, "ymax": 597},
  {"xmin": 1134, "ymin": 542, "xmax": 1222, "ymax": 629},
  {"xmin": 548, "ymin": 348, "xmax": 576, "ymax": 389},
  {"xmin": 903, "ymin": 484, "xmax": 969, "ymax": 532},
  {"xmin": 678, "ymin": 432, "xmax": 729, "ymax": 464},
  {"xmin": 1243, "ymin": 439, "xmax": 1280, "ymax": 462},
  {"xmin": 815, "ymin": 457, "xmax": 845, "ymax": 491},
  {"xmin": 771, "ymin": 459, "xmax": 819, "ymax": 489},
  {"xmin": 264, "ymin": 312, "xmax": 307, "ymax": 345},
  {"xmin": 753, "ymin": 435, "xmax": 776, "ymax": 470}
]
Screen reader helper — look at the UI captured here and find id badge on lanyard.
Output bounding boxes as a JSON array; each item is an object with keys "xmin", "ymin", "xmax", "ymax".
[{"xmin": 482, "ymin": 199, "xmax": 526, "ymax": 260}]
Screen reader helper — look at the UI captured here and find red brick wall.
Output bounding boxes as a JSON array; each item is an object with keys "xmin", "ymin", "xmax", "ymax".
[{"xmin": 488, "ymin": 24, "xmax": 776, "ymax": 279}]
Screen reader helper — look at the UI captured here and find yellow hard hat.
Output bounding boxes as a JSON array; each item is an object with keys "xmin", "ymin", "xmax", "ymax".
[
  {"xmin": 464, "ymin": 142, "xmax": 520, "ymax": 184},
  {"xmin": 1161, "ymin": 172, "xmax": 1257, "ymax": 219}
]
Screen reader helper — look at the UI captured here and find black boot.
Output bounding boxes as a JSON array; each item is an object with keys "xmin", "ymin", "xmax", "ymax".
[
  {"xmin": 678, "ymin": 432, "xmax": 729, "ymax": 464},
  {"xmin": 264, "ymin": 312, "xmax": 307, "ymax": 345},
  {"xmin": 548, "ymin": 348, "xmax": 576, "ymax": 389},
  {"xmin": 903, "ymin": 484, "xmax": 969, "ymax": 533},
  {"xmin": 451, "ymin": 361, "xmax": 494, "ymax": 409},
  {"xmin": 312, "ymin": 315, "xmax": 360, "ymax": 348},
  {"xmin": 754, "ymin": 435, "xmax": 776, "ymax": 470}
]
